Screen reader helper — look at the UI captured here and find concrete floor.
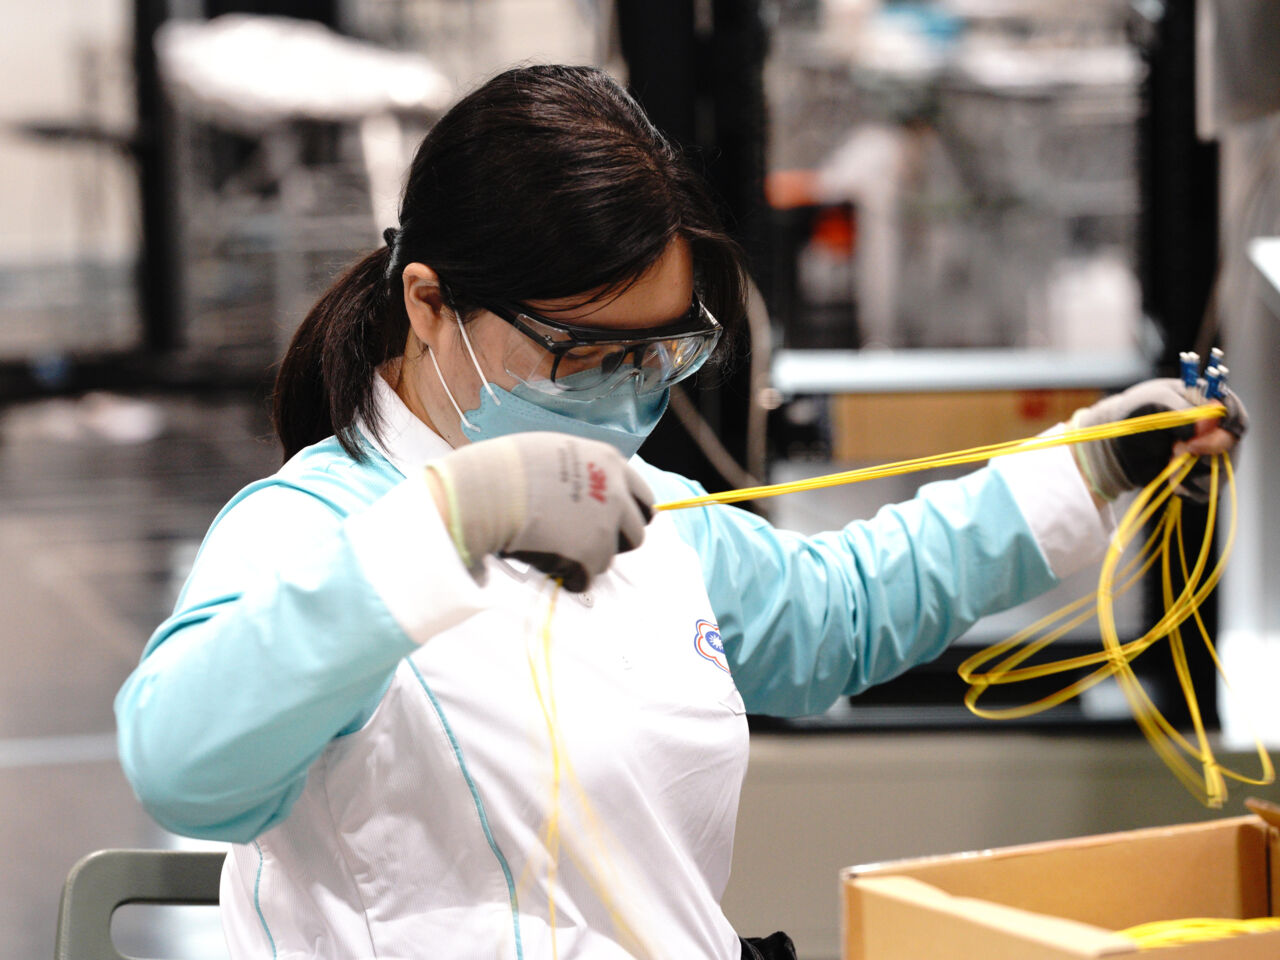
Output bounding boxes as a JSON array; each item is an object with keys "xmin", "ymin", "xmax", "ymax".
[{"xmin": 0, "ymin": 392, "xmax": 276, "ymax": 959}]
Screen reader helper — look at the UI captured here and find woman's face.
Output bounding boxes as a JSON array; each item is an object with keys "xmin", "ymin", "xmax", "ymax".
[{"xmin": 395, "ymin": 237, "xmax": 695, "ymax": 446}]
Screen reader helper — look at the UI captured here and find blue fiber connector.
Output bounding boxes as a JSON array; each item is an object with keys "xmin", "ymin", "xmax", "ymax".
[
  {"xmin": 1180, "ymin": 351, "xmax": 1200, "ymax": 389},
  {"xmin": 1204, "ymin": 365, "xmax": 1224, "ymax": 400},
  {"xmin": 1208, "ymin": 363, "xmax": 1228, "ymax": 401}
]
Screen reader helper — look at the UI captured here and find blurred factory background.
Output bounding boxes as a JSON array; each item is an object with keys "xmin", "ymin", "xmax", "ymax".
[{"xmin": 2, "ymin": 1, "xmax": 1280, "ymax": 957}]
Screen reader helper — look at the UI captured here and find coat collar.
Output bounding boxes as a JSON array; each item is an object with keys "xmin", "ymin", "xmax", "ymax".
[{"xmin": 357, "ymin": 369, "xmax": 452, "ymax": 478}]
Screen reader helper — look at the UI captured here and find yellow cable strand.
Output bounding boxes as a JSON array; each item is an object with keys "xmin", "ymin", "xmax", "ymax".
[
  {"xmin": 548, "ymin": 734, "xmax": 656, "ymax": 956},
  {"xmin": 1120, "ymin": 916, "xmax": 1280, "ymax": 948},
  {"xmin": 1103, "ymin": 457, "xmax": 1236, "ymax": 805},
  {"xmin": 499, "ymin": 404, "xmax": 1275, "ymax": 950},
  {"xmin": 970, "ymin": 460, "xmax": 1190, "ymax": 696},
  {"xmin": 961, "ymin": 452, "xmax": 1265, "ymax": 807},
  {"xmin": 957, "ymin": 518, "xmax": 1167, "ymax": 711},
  {"xmin": 1110, "ymin": 473, "xmax": 1215, "ymax": 799},
  {"xmin": 653, "ymin": 403, "xmax": 1272, "ymax": 807},
  {"xmin": 525, "ymin": 581, "xmax": 563, "ymax": 959},
  {"xmin": 959, "ymin": 453, "xmax": 1257, "ymax": 807},
  {"xmin": 523, "ymin": 580, "xmax": 657, "ymax": 960},
  {"xmin": 654, "ymin": 406, "xmax": 1223, "ymax": 511}
]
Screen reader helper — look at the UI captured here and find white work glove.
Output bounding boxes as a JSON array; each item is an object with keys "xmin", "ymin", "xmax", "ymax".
[
  {"xmin": 1070, "ymin": 378, "xmax": 1248, "ymax": 502},
  {"xmin": 426, "ymin": 432, "xmax": 655, "ymax": 591}
]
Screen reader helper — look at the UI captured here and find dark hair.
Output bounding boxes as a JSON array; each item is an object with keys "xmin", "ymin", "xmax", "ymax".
[{"xmin": 273, "ymin": 64, "xmax": 749, "ymax": 462}]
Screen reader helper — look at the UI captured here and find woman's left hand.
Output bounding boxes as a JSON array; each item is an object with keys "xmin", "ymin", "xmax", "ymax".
[{"xmin": 1070, "ymin": 378, "xmax": 1247, "ymax": 503}]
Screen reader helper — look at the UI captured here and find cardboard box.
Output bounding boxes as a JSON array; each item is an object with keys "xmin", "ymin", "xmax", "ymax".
[
  {"xmin": 830, "ymin": 389, "xmax": 1102, "ymax": 462},
  {"xmin": 842, "ymin": 816, "xmax": 1280, "ymax": 959}
]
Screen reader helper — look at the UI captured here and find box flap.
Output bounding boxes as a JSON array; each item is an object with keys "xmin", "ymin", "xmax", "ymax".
[
  {"xmin": 1271, "ymin": 823, "xmax": 1280, "ymax": 918},
  {"xmin": 845, "ymin": 875, "xmax": 1136, "ymax": 959},
  {"xmin": 844, "ymin": 816, "xmax": 1270, "ymax": 930},
  {"xmin": 842, "ymin": 816, "xmax": 1280, "ymax": 960}
]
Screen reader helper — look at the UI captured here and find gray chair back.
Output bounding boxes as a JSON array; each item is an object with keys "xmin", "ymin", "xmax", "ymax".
[{"xmin": 55, "ymin": 848, "xmax": 225, "ymax": 960}]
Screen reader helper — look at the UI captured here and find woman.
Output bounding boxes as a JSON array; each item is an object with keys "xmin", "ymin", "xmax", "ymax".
[{"xmin": 116, "ymin": 65, "xmax": 1243, "ymax": 959}]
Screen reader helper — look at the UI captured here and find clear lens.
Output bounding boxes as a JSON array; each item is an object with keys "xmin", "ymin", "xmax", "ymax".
[
  {"xmin": 492, "ymin": 302, "xmax": 720, "ymax": 400},
  {"xmin": 495, "ymin": 312, "xmax": 563, "ymax": 385}
]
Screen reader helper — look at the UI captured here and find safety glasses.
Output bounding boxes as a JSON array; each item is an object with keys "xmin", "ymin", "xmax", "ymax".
[{"xmin": 481, "ymin": 295, "xmax": 722, "ymax": 400}]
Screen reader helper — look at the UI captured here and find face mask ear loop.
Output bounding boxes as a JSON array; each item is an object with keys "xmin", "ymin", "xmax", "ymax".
[
  {"xmin": 451, "ymin": 304, "xmax": 502, "ymax": 407},
  {"xmin": 426, "ymin": 343, "xmax": 479, "ymax": 433}
]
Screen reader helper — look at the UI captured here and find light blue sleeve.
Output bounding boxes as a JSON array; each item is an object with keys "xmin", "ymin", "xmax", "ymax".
[
  {"xmin": 114, "ymin": 480, "xmax": 417, "ymax": 843},
  {"xmin": 636, "ymin": 462, "xmax": 1059, "ymax": 718}
]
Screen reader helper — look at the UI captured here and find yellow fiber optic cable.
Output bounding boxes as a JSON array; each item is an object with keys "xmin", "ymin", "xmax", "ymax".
[
  {"xmin": 525, "ymin": 581, "xmax": 564, "ymax": 959},
  {"xmin": 522, "ymin": 580, "xmax": 657, "ymax": 959},
  {"xmin": 1120, "ymin": 916, "xmax": 1280, "ymax": 948},
  {"xmin": 1086, "ymin": 452, "xmax": 1263, "ymax": 805},
  {"xmin": 958, "ymin": 457, "xmax": 1201, "ymax": 715},
  {"xmin": 955, "ymin": 489, "xmax": 1178, "ymax": 706},
  {"xmin": 518, "ymin": 402, "xmax": 1269, "ymax": 952},
  {"xmin": 654, "ymin": 406, "xmax": 1223, "ymax": 511},
  {"xmin": 653, "ymin": 403, "xmax": 1273, "ymax": 808},
  {"xmin": 1099, "ymin": 456, "xmax": 1229, "ymax": 803},
  {"xmin": 959, "ymin": 451, "xmax": 1265, "ymax": 807}
]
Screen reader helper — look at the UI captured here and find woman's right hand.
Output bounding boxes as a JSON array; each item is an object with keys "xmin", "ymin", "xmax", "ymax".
[{"xmin": 426, "ymin": 432, "xmax": 655, "ymax": 591}]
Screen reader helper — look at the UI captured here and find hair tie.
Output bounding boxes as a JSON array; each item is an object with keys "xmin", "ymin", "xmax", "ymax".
[{"xmin": 382, "ymin": 227, "xmax": 401, "ymax": 284}]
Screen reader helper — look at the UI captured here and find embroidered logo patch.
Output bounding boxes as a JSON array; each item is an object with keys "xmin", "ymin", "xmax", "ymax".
[{"xmin": 693, "ymin": 619, "xmax": 730, "ymax": 673}]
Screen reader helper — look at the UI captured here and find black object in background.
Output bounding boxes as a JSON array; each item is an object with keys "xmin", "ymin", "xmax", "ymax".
[
  {"xmin": 205, "ymin": 0, "xmax": 337, "ymax": 20},
  {"xmin": 619, "ymin": 0, "xmax": 770, "ymax": 496},
  {"xmin": 133, "ymin": 0, "xmax": 182, "ymax": 354},
  {"xmin": 1130, "ymin": 0, "xmax": 1221, "ymax": 731},
  {"xmin": 1131, "ymin": 0, "xmax": 1219, "ymax": 371}
]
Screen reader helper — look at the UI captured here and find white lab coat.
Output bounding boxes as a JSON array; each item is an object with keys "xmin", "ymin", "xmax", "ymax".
[{"xmin": 117, "ymin": 375, "xmax": 1111, "ymax": 959}]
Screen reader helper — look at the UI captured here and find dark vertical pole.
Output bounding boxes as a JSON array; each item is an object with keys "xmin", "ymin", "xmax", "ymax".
[
  {"xmin": 619, "ymin": 0, "xmax": 769, "ymax": 494},
  {"xmin": 134, "ymin": 0, "xmax": 182, "ymax": 352},
  {"xmin": 708, "ymin": 0, "xmax": 770, "ymax": 297},
  {"xmin": 1134, "ymin": 0, "xmax": 1219, "ymax": 371},
  {"xmin": 616, "ymin": 1, "xmax": 698, "ymax": 146},
  {"xmin": 706, "ymin": 0, "xmax": 770, "ymax": 485},
  {"xmin": 1132, "ymin": 0, "xmax": 1219, "ymax": 726}
]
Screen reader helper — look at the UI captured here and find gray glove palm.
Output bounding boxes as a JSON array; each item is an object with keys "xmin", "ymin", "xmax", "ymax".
[
  {"xmin": 1071, "ymin": 378, "xmax": 1247, "ymax": 502},
  {"xmin": 427, "ymin": 432, "xmax": 655, "ymax": 591}
]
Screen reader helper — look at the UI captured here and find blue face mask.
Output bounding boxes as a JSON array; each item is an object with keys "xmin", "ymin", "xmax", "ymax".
[
  {"xmin": 428, "ymin": 319, "xmax": 668, "ymax": 458},
  {"xmin": 461, "ymin": 380, "xmax": 668, "ymax": 459}
]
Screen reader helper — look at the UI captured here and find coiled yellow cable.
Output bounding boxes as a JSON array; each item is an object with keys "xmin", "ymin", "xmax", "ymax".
[
  {"xmin": 655, "ymin": 403, "xmax": 1273, "ymax": 810},
  {"xmin": 515, "ymin": 402, "xmax": 1268, "ymax": 951},
  {"xmin": 959, "ymin": 450, "xmax": 1272, "ymax": 808}
]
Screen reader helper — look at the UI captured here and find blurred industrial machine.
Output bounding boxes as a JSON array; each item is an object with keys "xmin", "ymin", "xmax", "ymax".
[
  {"xmin": 766, "ymin": 0, "xmax": 1146, "ymax": 354},
  {"xmin": 757, "ymin": 0, "xmax": 1231, "ymax": 733},
  {"xmin": 156, "ymin": 14, "xmax": 451, "ymax": 357},
  {"xmin": 3, "ymin": 0, "xmax": 1274, "ymax": 738}
]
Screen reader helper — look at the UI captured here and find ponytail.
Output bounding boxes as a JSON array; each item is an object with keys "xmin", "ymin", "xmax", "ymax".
[{"xmin": 272, "ymin": 246, "xmax": 405, "ymax": 462}]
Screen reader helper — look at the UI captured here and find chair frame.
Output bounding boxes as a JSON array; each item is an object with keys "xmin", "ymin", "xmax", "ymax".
[{"xmin": 55, "ymin": 848, "xmax": 226, "ymax": 960}]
